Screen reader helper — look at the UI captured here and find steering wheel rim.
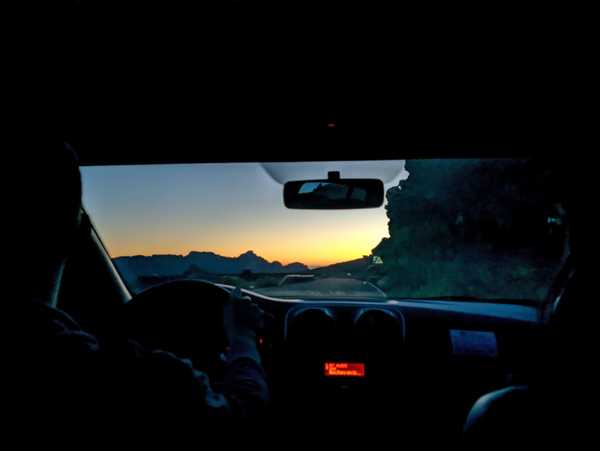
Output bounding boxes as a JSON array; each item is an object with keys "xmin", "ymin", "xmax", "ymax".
[{"xmin": 121, "ymin": 279, "xmax": 230, "ymax": 373}]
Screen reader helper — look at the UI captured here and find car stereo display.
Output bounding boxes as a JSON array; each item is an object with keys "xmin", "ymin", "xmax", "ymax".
[{"xmin": 324, "ymin": 362, "xmax": 366, "ymax": 377}]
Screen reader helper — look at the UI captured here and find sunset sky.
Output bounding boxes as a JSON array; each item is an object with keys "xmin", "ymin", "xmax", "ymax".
[{"xmin": 81, "ymin": 162, "xmax": 406, "ymax": 268}]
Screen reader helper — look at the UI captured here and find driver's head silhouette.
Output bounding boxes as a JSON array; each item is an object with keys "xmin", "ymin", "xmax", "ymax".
[{"xmin": 14, "ymin": 145, "xmax": 82, "ymax": 307}]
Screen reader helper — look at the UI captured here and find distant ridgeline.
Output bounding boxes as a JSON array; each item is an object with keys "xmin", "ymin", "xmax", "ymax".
[
  {"xmin": 114, "ymin": 250, "xmax": 308, "ymax": 291},
  {"xmin": 370, "ymin": 159, "xmax": 569, "ymax": 301}
]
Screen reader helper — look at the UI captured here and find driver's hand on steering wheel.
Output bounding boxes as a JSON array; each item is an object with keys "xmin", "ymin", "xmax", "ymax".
[{"xmin": 224, "ymin": 287, "xmax": 264, "ymax": 363}]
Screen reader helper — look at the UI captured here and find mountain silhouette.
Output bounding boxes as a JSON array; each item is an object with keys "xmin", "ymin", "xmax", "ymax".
[{"xmin": 113, "ymin": 250, "xmax": 308, "ymax": 281}]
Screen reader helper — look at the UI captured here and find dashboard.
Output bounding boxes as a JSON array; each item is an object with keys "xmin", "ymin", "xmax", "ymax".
[
  {"xmin": 121, "ymin": 280, "xmax": 543, "ymax": 435},
  {"xmin": 244, "ymin": 290, "xmax": 543, "ymax": 430}
]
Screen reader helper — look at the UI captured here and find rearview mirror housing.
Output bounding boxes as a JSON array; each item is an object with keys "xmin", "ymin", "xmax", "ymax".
[{"xmin": 284, "ymin": 172, "xmax": 384, "ymax": 209}]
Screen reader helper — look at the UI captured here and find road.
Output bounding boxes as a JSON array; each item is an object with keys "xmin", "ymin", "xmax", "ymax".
[{"xmin": 257, "ymin": 277, "xmax": 387, "ymax": 299}]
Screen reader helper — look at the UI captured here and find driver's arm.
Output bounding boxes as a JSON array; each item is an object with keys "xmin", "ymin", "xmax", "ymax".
[
  {"xmin": 218, "ymin": 288, "xmax": 269, "ymax": 416},
  {"xmin": 224, "ymin": 287, "xmax": 263, "ymax": 365},
  {"xmin": 139, "ymin": 346, "xmax": 268, "ymax": 419},
  {"xmin": 11, "ymin": 299, "xmax": 268, "ymax": 422},
  {"xmin": 139, "ymin": 288, "xmax": 268, "ymax": 419}
]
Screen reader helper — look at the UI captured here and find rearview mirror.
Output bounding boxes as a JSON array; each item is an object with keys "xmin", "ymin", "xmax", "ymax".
[{"xmin": 284, "ymin": 172, "xmax": 384, "ymax": 209}]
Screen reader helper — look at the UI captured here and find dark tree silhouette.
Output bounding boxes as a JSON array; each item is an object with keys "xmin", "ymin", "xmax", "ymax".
[{"xmin": 371, "ymin": 159, "xmax": 568, "ymax": 300}]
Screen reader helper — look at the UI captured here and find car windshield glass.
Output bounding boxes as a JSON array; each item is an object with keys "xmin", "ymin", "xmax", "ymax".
[{"xmin": 81, "ymin": 159, "xmax": 569, "ymax": 302}]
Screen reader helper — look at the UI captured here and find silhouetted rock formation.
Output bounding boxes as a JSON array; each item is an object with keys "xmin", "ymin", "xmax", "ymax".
[{"xmin": 114, "ymin": 250, "xmax": 308, "ymax": 282}]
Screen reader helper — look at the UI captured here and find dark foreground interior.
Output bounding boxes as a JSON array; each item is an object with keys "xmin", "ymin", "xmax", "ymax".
[{"xmin": 11, "ymin": 0, "xmax": 591, "ymax": 444}]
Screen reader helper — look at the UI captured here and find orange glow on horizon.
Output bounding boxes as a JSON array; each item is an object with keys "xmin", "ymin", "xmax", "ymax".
[
  {"xmin": 110, "ymin": 246, "xmax": 372, "ymax": 269},
  {"xmin": 106, "ymin": 219, "xmax": 388, "ymax": 268}
]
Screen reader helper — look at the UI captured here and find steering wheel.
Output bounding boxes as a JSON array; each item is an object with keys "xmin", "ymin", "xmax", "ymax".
[{"xmin": 121, "ymin": 279, "xmax": 230, "ymax": 374}]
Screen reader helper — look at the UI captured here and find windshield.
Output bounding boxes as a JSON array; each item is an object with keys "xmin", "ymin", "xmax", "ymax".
[{"xmin": 81, "ymin": 159, "xmax": 569, "ymax": 302}]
